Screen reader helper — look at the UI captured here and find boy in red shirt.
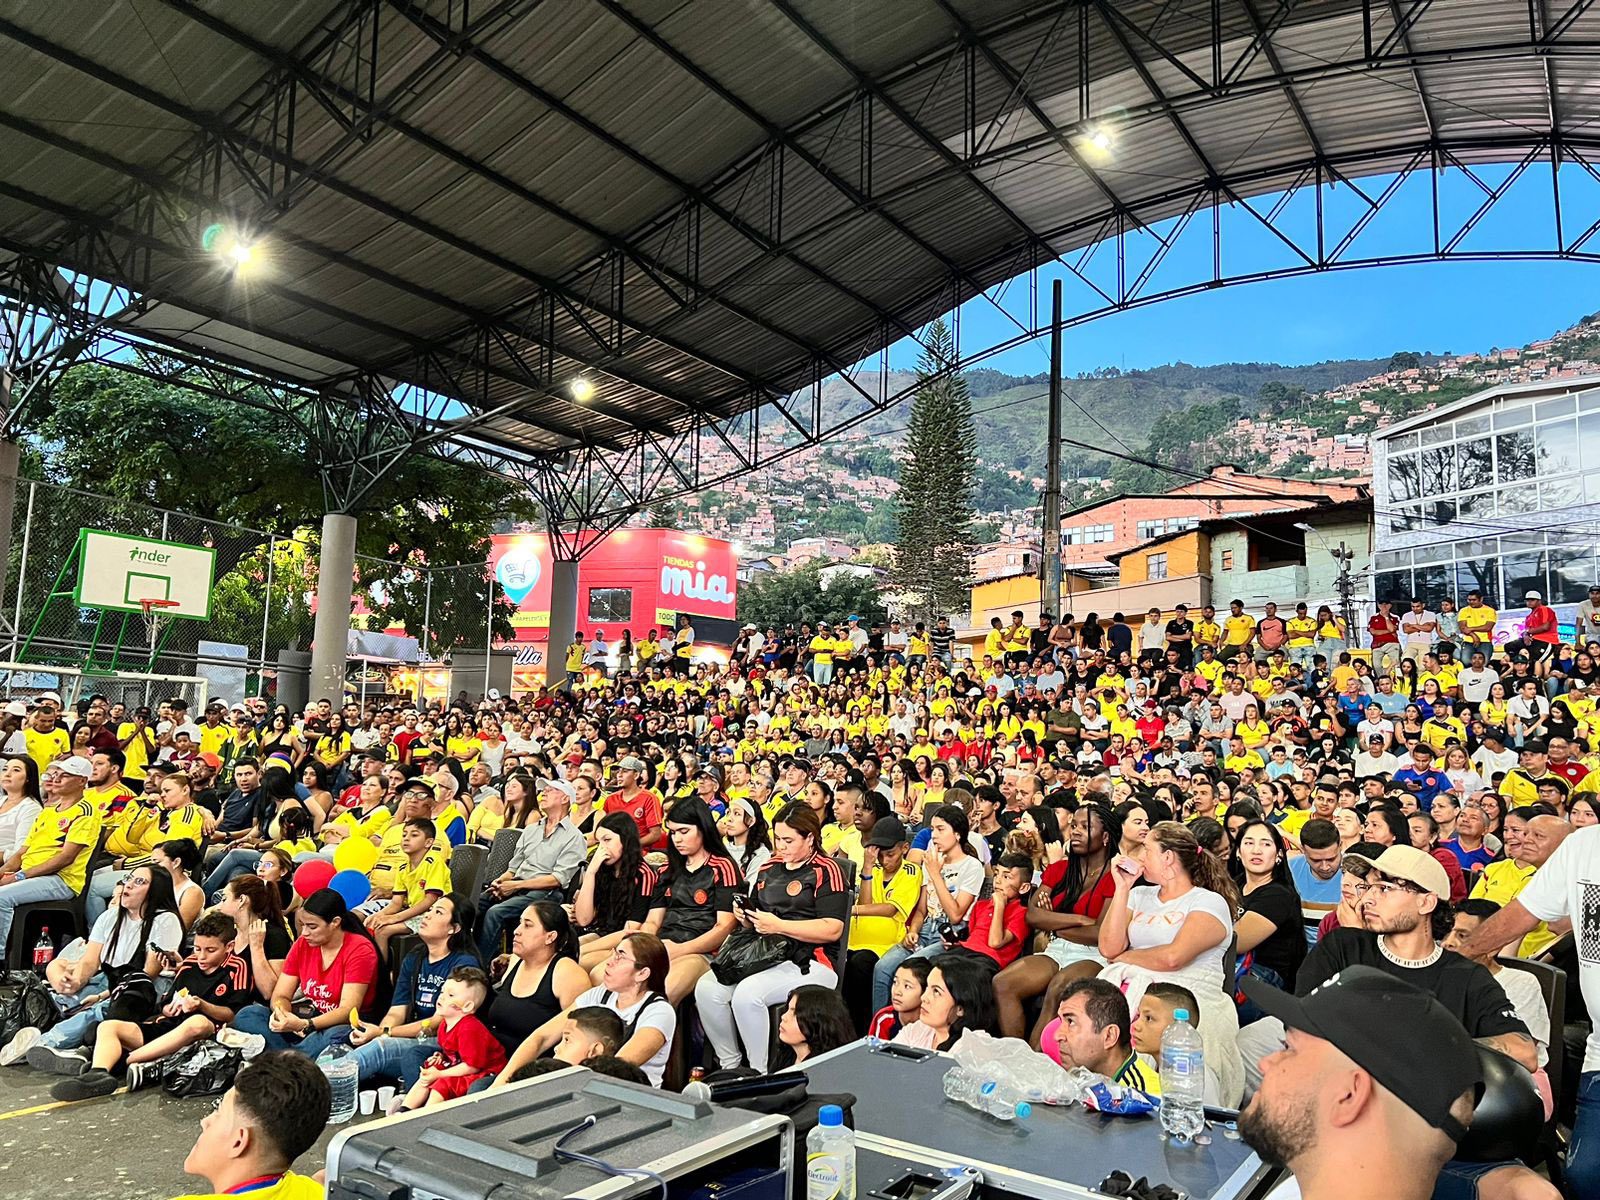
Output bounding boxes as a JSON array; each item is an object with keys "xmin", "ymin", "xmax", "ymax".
[
  {"xmin": 944, "ymin": 854, "xmax": 1034, "ymax": 970},
  {"xmin": 866, "ymin": 957, "xmax": 930, "ymax": 1041},
  {"xmin": 396, "ymin": 966, "xmax": 506, "ymax": 1111}
]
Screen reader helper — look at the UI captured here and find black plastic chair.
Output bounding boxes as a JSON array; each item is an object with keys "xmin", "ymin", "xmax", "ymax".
[{"xmin": 5, "ymin": 827, "xmax": 112, "ymax": 970}]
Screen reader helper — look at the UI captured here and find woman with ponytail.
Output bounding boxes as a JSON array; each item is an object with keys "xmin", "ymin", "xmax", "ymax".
[
  {"xmin": 1095, "ymin": 820, "xmax": 1245, "ymax": 1105},
  {"xmin": 229, "ymin": 888, "xmax": 378, "ymax": 1059}
]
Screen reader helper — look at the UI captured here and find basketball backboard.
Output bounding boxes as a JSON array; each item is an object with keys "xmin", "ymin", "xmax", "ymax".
[{"xmin": 74, "ymin": 529, "xmax": 215, "ymax": 619}]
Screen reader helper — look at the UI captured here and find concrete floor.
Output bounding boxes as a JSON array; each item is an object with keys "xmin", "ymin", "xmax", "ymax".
[{"xmin": 0, "ymin": 1063, "xmax": 382, "ymax": 1198}]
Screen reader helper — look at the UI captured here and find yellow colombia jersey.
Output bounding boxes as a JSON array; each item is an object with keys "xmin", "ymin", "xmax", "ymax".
[
  {"xmin": 394, "ymin": 847, "xmax": 452, "ymax": 908},
  {"xmin": 23, "ymin": 799, "xmax": 101, "ymax": 894},
  {"xmin": 173, "ymin": 1172, "xmax": 325, "ymax": 1200}
]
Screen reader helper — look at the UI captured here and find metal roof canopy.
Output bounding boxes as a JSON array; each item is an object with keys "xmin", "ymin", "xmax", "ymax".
[{"xmin": 3, "ymin": 0, "xmax": 1600, "ymax": 511}]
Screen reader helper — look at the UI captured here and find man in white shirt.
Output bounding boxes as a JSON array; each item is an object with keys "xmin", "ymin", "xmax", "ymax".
[
  {"xmin": 1507, "ymin": 679, "xmax": 1551, "ymax": 744},
  {"xmin": 1471, "ymin": 728, "xmax": 1518, "ymax": 781},
  {"xmin": 1457, "ymin": 651, "xmax": 1500, "ymax": 704},
  {"xmin": 1455, "ymin": 825, "xmax": 1600, "ymax": 1198},
  {"xmin": 1577, "ymin": 584, "xmax": 1600, "ymax": 644},
  {"xmin": 1355, "ymin": 702, "xmax": 1394, "ymax": 749},
  {"xmin": 1400, "ymin": 598, "xmax": 1438, "ymax": 658},
  {"xmin": 1354, "ymin": 735, "xmax": 1400, "ymax": 779},
  {"xmin": 883, "ymin": 619, "xmax": 908, "ymax": 661}
]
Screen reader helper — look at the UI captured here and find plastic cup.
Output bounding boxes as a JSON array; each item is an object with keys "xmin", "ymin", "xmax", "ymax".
[
  {"xmin": 359, "ymin": 1090, "xmax": 377, "ymax": 1115},
  {"xmin": 377, "ymin": 1085, "xmax": 396, "ymax": 1110}
]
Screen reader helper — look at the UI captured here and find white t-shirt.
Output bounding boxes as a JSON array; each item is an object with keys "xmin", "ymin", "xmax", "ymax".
[
  {"xmin": 575, "ymin": 985, "xmax": 676, "ymax": 1086},
  {"xmin": 1516, "ymin": 825, "xmax": 1600, "ymax": 1071},
  {"xmin": 89, "ymin": 908, "xmax": 183, "ymax": 970},
  {"xmin": 924, "ymin": 855, "xmax": 985, "ymax": 923},
  {"xmin": 1492, "ymin": 966, "xmax": 1550, "ymax": 1068},
  {"xmin": 1472, "ymin": 745, "xmax": 1519, "ymax": 778},
  {"xmin": 1458, "ymin": 667, "xmax": 1500, "ymax": 703},
  {"xmin": 1124, "ymin": 885, "xmax": 1233, "ymax": 983},
  {"xmin": 0, "ymin": 796, "xmax": 41, "ymax": 857},
  {"xmin": 1354, "ymin": 750, "xmax": 1399, "ymax": 779}
]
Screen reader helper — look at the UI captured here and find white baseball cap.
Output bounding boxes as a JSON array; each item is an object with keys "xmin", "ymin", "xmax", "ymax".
[
  {"xmin": 3, "ymin": 700, "xmax": 26, "ymax": 718},
  {"xmin": 540, "ymin": 777, "xmax": 577, "ymax": 801},
  {"xmin": 1525, "ymin": 590, "xmax": 1543, "ymax": 601},
  {"xmin": 57, "ymin": 756, "xmax": 93, "ymax": 780}
]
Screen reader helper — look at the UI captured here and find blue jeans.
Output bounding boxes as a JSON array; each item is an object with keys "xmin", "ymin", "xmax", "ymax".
[
  {"xmin": 0, "ymin": 874, "xmax": 75, "ymax": 960},
  {"xmin": 1570, "ymin": 1070, "xmax": 1600, "ymax": 1199},
  {"xmin": 203, "ymin": 849, "xmax": 264, "ymax": 901},
  {"xmin": 870, "ymin": 923, "xmax": 945, "ymax": 1011},
  {"xmin": 476, "ymin": 888, "xmax": 560, "ymax": 959},
  {"xmin": 351, "ymin": 1036, "xmax": 438, "ymax": 1088},
  {"xmin": 233, "ymin": 1003, "xmax": 354, "ymax": 1060},
  {"xmin": 41, "ymin": 973, "xmax": 111, "ymax": 1049}
]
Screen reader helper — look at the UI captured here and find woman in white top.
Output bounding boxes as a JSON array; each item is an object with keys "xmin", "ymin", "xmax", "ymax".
[
  {"xmin": 719, "ymin": 797, "xmax": 772, "ymax": 884},
  {"xmin": 0, "ymin": 754, "xmax": 41, "ymax": 859},
  {"xmin": 1442, "ymin": 745, "xmax": 1485, "ymax": 798},
  {"xmin": 1096, "ymin": 820, "xmax": 1245, "ymax": 1105}
]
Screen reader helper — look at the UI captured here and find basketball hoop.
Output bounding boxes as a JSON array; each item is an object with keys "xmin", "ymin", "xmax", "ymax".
[{"xmin": 139, "ymin": 597, "xmax": 180, "ymax": 643}]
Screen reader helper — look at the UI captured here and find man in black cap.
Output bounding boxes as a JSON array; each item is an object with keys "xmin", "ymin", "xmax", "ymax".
[{"xmin": 1239, "ymin": 966, "xmax": 1481, "ymax": 1200}]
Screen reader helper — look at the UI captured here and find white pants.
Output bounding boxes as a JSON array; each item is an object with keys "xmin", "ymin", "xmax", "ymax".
[{"xmin": 695, "ymin": 959, "xmax": 837, "ymax": 1073}]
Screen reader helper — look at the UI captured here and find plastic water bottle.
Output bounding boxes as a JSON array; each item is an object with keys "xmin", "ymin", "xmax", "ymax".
[
  {"xmin": 1158, "ymin": 1008, "xmax": 1206, "ymax": 1142},
  {"xmin": 978, "ymin": 1079, "xmax": 1032, "ymax": 1122},
  {"xmin": 32, "ymin": 928, "xmax": 53, "ymax": 974},
  {"xmin": 317, "ymin": 1043, "xmax": 359, "ymax": 1124},
  {"xmin": 807, "ymin": 1104, "xmax": 856, "ymax": 1200}
]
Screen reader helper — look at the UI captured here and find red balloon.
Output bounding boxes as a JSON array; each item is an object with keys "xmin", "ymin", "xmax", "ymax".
[{"xmin": 293, "ymin": 858, "xmax": 336, "ymax": 898}]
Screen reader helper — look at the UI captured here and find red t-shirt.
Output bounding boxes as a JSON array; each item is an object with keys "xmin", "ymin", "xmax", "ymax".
[
  {"xmin": 1041, "ymin": 859, "xmax": 1118, "ymax": 919},
  {"xmin": 1368, "ymin": 613, "xmax": 1400, "ymax": 646},
  {"xmin": 1526, "ymin": 605, "xmax": 1559, "ymax": 644},
  {"xmin": 283, "ymin": 932, "xmax": 379, "ymax": 1013},
  {"xmin": 1135, "ymin": 717, "xmax": 1166, "ymax": 745},
  {"xmin": 604, "ymin": 788, "xmax": 664, "ymax": 834},
  {"xmin": 436, "ymin": 1011, "xmax": 507, "ymax": 1075},
  {"xmin": 394, "ymin": 729, "xmax": 422, "ymax": 760},
  {"xmin": 956, "ymin": 897, "xmax": 1031, "ymax": 968},
  {"xmin": 1551, "ymin": 761, "xmax": 1590, "ymax": 786}
]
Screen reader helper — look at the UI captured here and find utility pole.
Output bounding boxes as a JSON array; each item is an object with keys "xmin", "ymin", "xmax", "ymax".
[
  {"xmin": 1333, "ymin": 539, "xmax": 1356, "ymax": 641},
  {"xmin": 1041, "ymin": 279, "xmax": 1063, "ymax": 620}
]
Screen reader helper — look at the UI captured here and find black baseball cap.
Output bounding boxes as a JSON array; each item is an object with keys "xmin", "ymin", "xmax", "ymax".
[
  {"xmin": 864, "ymin": 815, "xmax": 908, "ymax": 848},
  {"xmin": 1242, "ymin": 966, "xmax": 1482, "ymax": 1142}
]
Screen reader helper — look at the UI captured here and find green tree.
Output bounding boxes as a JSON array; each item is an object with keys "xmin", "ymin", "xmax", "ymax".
[
  {"xmin": 739, "ymin": 561, "xmax": 886, "ymax": 629},
  {"xmin": 889, "ymin": 320, "xmax": 977, "ymax": 622}
]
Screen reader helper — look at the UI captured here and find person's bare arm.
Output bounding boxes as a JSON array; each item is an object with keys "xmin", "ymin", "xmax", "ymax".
[
  {"xmin": 1454, "ymin": 899, "xmax": 1542, "ymax": 960},
  {"xmin": 1481, "ymin": 1032, "xmax": 1538, "ymax": 1074}
]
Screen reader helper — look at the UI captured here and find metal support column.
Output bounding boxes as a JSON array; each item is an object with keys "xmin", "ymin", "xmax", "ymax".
[
  {"xmin": 545, "ymin": 555, "xmax": 579, "ymax": 691},
  {"xmin": 1041, "ymin": 280, "xmax": 1063, "ymax": 621},
  {"xmin": 310, "ymin": 511, "xmax": 358, "ymax": 702}
]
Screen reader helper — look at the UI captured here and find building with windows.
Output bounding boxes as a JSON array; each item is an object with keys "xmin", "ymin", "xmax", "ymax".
[
  {"xmin": 1371, "ymin": 377, "xmax": 1600, "ymax": 611},
  {"xmin": 1059, "ymin": 465, "xmax": 1367, "ymax": 568}
]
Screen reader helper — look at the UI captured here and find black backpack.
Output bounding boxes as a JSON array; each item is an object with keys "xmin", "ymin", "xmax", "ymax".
[{"xmin": 0, "ymin": 973, "xmax": 62, "ymax": 1044}]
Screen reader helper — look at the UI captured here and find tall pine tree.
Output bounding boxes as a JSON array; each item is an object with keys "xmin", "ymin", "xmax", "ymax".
[{"xmin": 890, "ymin": 319, "xmax": 977, "ymax": 623}]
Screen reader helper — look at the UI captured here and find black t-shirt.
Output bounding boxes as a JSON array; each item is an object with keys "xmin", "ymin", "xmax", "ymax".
[
  {"xmin": 752, "ymin": 854, "xmax": 850, "ymax": 968},
  {"xmin": 237, "ymin": 921, "xmax": 293, "ymax": 1000},
  {"xmin": 650, "ymin": 854, "xmax": 740, "ymax": 943},
  {"xmin": 1298, "ymin": 928, "xmax": 1528, "ymax": 1040},
  {"xmin": 1165, "ymin": 619, "xmax": 1193, "ymax": 645},
  {"xmin": 1108, "ymin": 624, "xmax": 1133, "ymax": 656},
  {"xmin": 162, "ymin": 952, "xmax": 253, "ymax": 1024},
  {"xmin": 1241, "ymin": 881, "xmax": 1308, "ymax": 989}
]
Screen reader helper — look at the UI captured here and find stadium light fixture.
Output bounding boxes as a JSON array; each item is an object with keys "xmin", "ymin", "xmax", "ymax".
[{"xmin": 570, "ymin": 378, "xmax": 596, "ymax": 403}]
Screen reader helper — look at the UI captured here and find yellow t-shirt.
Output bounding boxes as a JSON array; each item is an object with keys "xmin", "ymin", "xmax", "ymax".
[
  {"xmin": 23, "ymin": 726, "xmax": 70, "ymax": 776},
  {"xmin": 849, "ymin": 862, "xmax": 921, "ymax": 955},
  {"xmin": 565, "ymin": 642, "xmax": 585, "ymax": 672},
  {"xmin": 85, "ymin": 782, "xmax": 136, "ymax": 817},
  {"xmin": 1277, "ymin": 808, "xmax": 1314, "ymax": 839},
  {"xmin": 984, "ymin": 628, "xmax": 1006, "ymax": 656},
  {"xmin": 1196, "ymin": 659, "xmax": 1225, "ymax": 688},
  {"xmin": 197, "ymin": 723, "xmax": 233, "ymax": 759},
  {"xmin": 22, "ymin": 799, "xmax": 101, "ymax": 893},
  {"xmin": 1470, "ymin": 861, "xmax": 1554, "ymax": 957},
  {"xmin": 444, "ymin": 735, "xmax": 481, "ymax": 766},
  {"xmin": 1193, "ymin": 620, "xmax": 1222, "ymax": 647},
  {"xmin": 810, "ymin": 635, "xmax": 834, "ymax": 667},
  {"xmin": 637, "ymin": 638, "xmax": 659, "ymax": 663},
  {"xmin": 1285, "ymin": 617, "xmax": 1317, "ymax": 647},
  {"xmin": 1224, "ymin": 751, "xmax": 1265, "ymax": 772},
  {"xmin": 394, "ymin": 847, "xmax": 452, "ymax": 908},
  {"xmin": 109, "ymin": 801, "xmax": 206, "ymax": 860},
  {"xmin": 1457, "ymin": 605, "xmax": 1498, "ymax": 644},
  {"xmin": 116, "ymin": 722, "xmax": 155, "ymax": 780},
  {"xmin": 320, "ymin": 805, "xmax": 392, "ymax": 848},
  {"xmin": 1223, "ymin": 615, "xmax": 1256, "ymax": 646},
  {"xmin": 315, "ymin": 733, "xmax": 351, "ymax": 767},
  {"xmin": 174, "ymin": 1171, "xmax": 325, "ymax": 1200}
]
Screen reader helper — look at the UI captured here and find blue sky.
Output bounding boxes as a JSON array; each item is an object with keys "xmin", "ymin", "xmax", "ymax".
[{"xmin": 895, "ymin": 166, "xmax": 1600, "ymax": 378}]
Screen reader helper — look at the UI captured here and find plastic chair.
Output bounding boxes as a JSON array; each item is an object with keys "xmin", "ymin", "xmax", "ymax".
[
  {"xmin": 484, "ymin": 827, "xmax": 521, "ymax": 885},
  {"xmin": 4, "ymin": 827, "xmax": 112, "ymax": 970},
  {"xmin": 450, "ymin": 844, "xmax": 489, "ymax": 908},
  {"xmin": 1497, "ymin": 954, "xmax": 1568, "ymax": 1186}
]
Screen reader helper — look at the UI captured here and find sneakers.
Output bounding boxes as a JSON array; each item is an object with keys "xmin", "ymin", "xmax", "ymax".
[
  {"xmin": 26, "ymin": 1044, "xmax": 89, "ymax": 1076},
  {"xmin": 50, "ymin": 1068, "xmax": 119, "ymax": 1101},
  {"xmin": 214, "ymin": 1028, "xmax": 267, "ymax": 1060},
  {"xmin": 124, "ymin": 1059, "xmax": 156, "ymax": 1093},
  {"xmin": 0, "ymin": 1026, "xmax": 41, "ymax": 1066}
]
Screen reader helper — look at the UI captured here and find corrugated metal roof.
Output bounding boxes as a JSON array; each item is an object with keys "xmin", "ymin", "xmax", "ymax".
[{"xmin": 0, "ymin": 0, "xmax": 1595, "ymax": 461}]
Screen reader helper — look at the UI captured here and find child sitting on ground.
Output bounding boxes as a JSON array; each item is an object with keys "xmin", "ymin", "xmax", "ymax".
[
  {"xmin": 395, "ymin": 966, "xmax": 505, "ymax": 1111},
  {"xmin": 555, "ymin": 1007, "xmax": 625, "ymax": 1067},
  {"xmin": 52, "ymin": 911, "xmax": 252, "ymax": 1100},
  {"xmin": 1126, "ymin": 981, "xmax": 1201, "ymax": 1096},
  {"xmin": 866, "ymin": 959, "xmax": 929, "ymax": 1041}
]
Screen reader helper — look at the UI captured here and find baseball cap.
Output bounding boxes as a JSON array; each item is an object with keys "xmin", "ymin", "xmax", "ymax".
[
  {"xmin": 1525, "ymin": 590, "xmax": 1542, "ymax": 601},
  {"xmin": 540, "ymin": 777, "xmax": 578, "ymax": 802},
  {"xmin": 402, "ymin": 776, "xmax": 438, "ymax": 795},
  {"xmin": 3, "ymin": 700, "xmax": 26, "ymax": 718},
  {"xmin": 1242, "ymin": 966, "xmax": 1481, "ymax": 1142},
  {"xmin": 617, "ymin": 755, "xmax": 646, "ymax": 772},
  {"xmin": 198, "ymin": 752, "xmax": 223, "ymax": 769},
  {"xmin": 864, "ymin": 815, "xmax": 908, "ymax": 848},
  {"xmin": 564, "ymin": 751, "xmax": 585, "ymax": 765},
  {"xmin": 1341, "ymin": 844, "xmax": 1451, "ymax": 901},
  {"xmin": 57, "ymin": 756, "xmax": 93, "ymax": 780},
  {"xmin": 36, "ymin": 690, "xmax": 61, "ymax": 706}
]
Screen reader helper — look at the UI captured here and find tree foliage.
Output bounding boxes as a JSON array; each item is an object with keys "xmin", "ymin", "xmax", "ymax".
[
  {"xmin": 21, "ymin": 365, "xmax": 537, "ymax": 652},
  {"xmin": 739, "ymin": 561, "xmax": 887, "ymax": 630},
  {"xmin": 889, "ymin": 320, "xmax": 978, "ymax": 622}
]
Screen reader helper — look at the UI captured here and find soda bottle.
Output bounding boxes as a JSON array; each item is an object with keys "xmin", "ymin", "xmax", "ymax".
[
  {"xmin": 32, "ymin": 927, "xmax": 53, "ymax": 974},
  {"xmin": 1158, "ymin": 1008, "xmax": 1206, "ymax": 1141}
]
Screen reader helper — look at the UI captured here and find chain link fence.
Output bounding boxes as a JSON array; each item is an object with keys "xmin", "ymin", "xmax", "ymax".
[{"xmin": 0, "ymin": 474, "xmax": 494, "ymax": 702}]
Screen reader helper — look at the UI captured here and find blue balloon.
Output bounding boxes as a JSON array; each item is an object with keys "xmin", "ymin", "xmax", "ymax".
[{"xmin": 329, "ymin": 869, "xmax": 371, "ymax": 909}]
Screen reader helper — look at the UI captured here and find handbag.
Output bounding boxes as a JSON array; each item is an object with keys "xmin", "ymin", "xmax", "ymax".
[{"xmin": 709, "ymin": 928, "xmax": 803, "ymax": 985}]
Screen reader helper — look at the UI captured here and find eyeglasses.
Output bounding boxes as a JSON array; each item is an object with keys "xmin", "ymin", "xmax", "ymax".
[{"xmin": 1353, "ymin": 880, "xmax": 1421, "ymax": 898}]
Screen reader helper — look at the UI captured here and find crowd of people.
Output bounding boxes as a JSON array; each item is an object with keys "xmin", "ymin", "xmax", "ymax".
[{"xmin": 0, "ymin": 588, "xmax": 1598, "ymax": 1200}]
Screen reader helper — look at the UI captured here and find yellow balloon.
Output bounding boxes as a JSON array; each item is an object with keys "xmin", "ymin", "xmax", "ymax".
[{"xmin": 333, "ymin": 837, "xmax": 379, "ymax": 875}]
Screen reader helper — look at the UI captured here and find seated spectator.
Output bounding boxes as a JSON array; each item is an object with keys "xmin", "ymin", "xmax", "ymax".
[
  {"xmin": 771, "ymin": 983, "xmax": 854, "ymax": 1069},
  {"xmin": 154, "ymin": 837, "xmax": 205, "ymax": 930},
  {"xmin": 0, "ymin": 753, "xmax": 102, "ymax": 957},
  {"xmin": 553, "ymin": 1006, "xmax": 625, "ymax": 1066},
  {"xmin": 53, "ymin": 910, "xmax": 253, "ymax": 1098},
  {"xmin": 938, "ymin": 852, "xmax": 1032, "ymax": 973},
  {"xmin": 1129, "ymin": 981, "xmax": 1201, "ymax": 1090},
  {"xmin": 634, "ymin": 796, "xmax": 741, "ymax": 1003},
  {"xmin": 1232, "ymin": 819, "xmax": 1307, "ymax": 999},
  {"xmin": 696, "ymin": 804, "xmax": 847, "ymax": 1072},
  {"xmin": 891, "ymin": 953, "xmax": 996, "ymax": 1052},
  {"xmin": 363, "ymin": 816, "xmax": 450, "ymax": 960},
  {"xmin": 216, "ymin": 873, "xmax": 293, "ymax": 1003},
  {"xmin": 1442, "ymin": 900, "xmax": 1552, "ymax": 1114},
  {"xmin": 226, "ymin": 888, "xmax": 378, "ymax": 1059},
  {"xmin": 1046, "ymin": 977, "xmax": 1158, "ymax": 1093},
  {"xmin": 393, "ymin": 967, "xmax": 505, "ymax": 1112},
  {"xmin": 496, "ymin": 931, "xmax": 676, "ymax": 1087},
  {"xmin": 479, "ymin": 900, "xmax": 590, "ymax": 1060},
  {"xmin": 866, "ymin": 957, "xmax": 929, "ymax": 1041},
  {"xmin": 841, "ymin": 815, "xmax": 918, "ymax": 1031},
  {"xmin": 870, "ymin": 804, "xmax": 983, "ymax": 1011},
  {"xmin": 574, "ymin": 812, "xmax": 658, "ymax": 972},
  {"xmin": 477, "ymin": 778, "xmax": 585, "ymax": 959},
  {"xmin": 171, "ymin": 1051, "xmax": 330, "ymax": 1200},
  {"xmin": 349, "ymin": 893, "xmax": 479, "ymax": 1088}
]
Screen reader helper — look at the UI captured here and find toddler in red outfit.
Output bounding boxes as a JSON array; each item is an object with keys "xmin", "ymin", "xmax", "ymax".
[{"xmin": 397, "ymin": 967, "xmax": 506, "ymax": 1111}]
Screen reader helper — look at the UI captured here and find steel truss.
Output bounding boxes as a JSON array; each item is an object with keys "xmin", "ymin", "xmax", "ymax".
[{"xmin": 5, "ymin": 2, "xmax": 1600, "ymax": 531}]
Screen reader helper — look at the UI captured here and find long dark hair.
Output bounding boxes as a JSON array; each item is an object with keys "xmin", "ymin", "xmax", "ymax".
[
  {"xmin": 426, "ymin": 892, "xmax": 477, "ymax": 958},
  {"xmin": 523, "ymin": 899, "xmax": 580, "ymax": 963},
  {"xmin": 104, "ymin": 864, "xmax": 179, "ymax": 970},
  {"xmin": 502, "ymin": 771, "xmax": 539, "ymax": 830},
  {"xmin": 226, "ymin": 874, "xmax": 287, "ymax": 933},
  {"xmin": 593, "ymin": 812, "xmax": 646, "ymax": 934},
  {"xmin": 772, "ymin": 984, "xmax": 855, "ymax": 1070},
  {"xmin": 1052, "ymin": 802, "xmax": 1116, "ymax": 910},
  {"xmin": 663, "ymin": 795, "xmax": 732, "ymax": 875},
  {"xmin": 1230, "ymin": 818, "xmax": 1296, "ymax": 890},
  {"xmin": 2, "ymin": 754, "xmax": 40, "ymax": 802},
  {"xmin": 929, "ymin": 953, "xmax": 996, "ymax": 1049}
]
